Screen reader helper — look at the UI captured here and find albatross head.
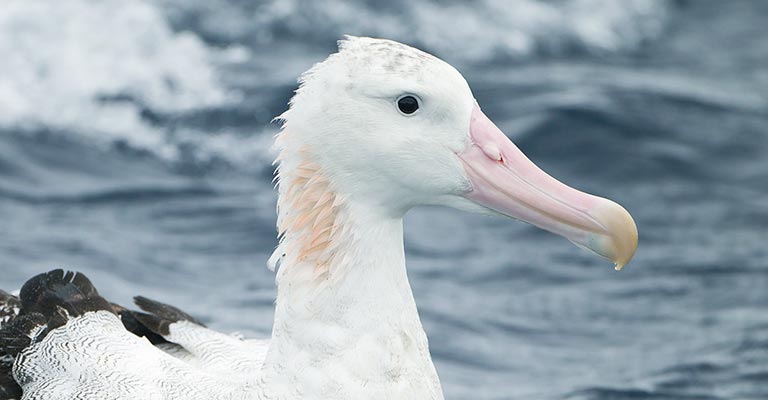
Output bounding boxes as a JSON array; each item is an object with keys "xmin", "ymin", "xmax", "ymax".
[{"xmin": 276, "ymin": 36, "xmax": 637, "ymax": 270}]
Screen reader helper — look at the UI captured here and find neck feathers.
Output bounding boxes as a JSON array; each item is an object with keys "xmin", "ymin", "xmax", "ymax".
[
  {"xmin": 266, "ymin": 128, "xmax": 444, "ymax": 400},
  {"xmin": 270, "ymin": 129, "xmax": 351, "ymax": 280}
]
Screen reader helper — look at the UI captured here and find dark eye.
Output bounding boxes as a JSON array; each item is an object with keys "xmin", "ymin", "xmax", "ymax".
[{"xmin": 397, "ymin": 95, "xmax": 419, "ymax": 115}]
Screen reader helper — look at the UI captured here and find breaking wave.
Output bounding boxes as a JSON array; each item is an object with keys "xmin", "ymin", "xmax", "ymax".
[{"xmin": 0, "ymin": 0, "xmax": 240, "ymax": 160}]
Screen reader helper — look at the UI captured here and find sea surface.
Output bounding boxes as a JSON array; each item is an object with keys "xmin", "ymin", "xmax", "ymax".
[{"xmin": 1, "ymin": 0, "xmax": 767, "ymax": 398}]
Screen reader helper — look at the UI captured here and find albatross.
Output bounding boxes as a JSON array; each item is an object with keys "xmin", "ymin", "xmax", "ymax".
[{"xmin": 0, "ymin": 36, "xmax": 637, "ymax": 400}]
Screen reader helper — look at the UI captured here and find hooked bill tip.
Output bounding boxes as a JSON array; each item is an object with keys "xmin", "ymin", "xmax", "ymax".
[{"xmin": 589, "ymin": 200, "xmax": 638, "ymax": 270}]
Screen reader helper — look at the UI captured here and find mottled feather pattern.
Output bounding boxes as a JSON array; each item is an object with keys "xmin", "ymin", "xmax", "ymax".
[
  {"xmin": 129, "ymin": 295, "xmax": 267, "ymax": 375},
  {"xmin": 0, "ymin": 271, "xmax": 270, "ymax": 399},
  {"xmin": 0, "ymin": 290, "xmax": 23, "ymax": 399},
  {"xmin": 162, "ymin": 321, "xmax": 268, "ymax": 375},
  {"xmin": 14, "ymin": 311, "xmax": 260, "ymax": 400},
  {"xmin": 0, "ymin": 291, "xmax": 20, "ymax": 329},
  {"xmin": 0, "ymin": 291, "xmax": 24, "ymax": 399}
]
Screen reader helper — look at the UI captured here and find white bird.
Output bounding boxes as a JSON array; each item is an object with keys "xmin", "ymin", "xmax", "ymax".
[{"xmin": 0, "ymin": 36, "xmax": 637, "ymax": 400}]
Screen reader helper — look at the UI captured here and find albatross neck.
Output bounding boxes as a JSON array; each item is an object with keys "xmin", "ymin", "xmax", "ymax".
[
  {"xmin": 264, "ymin": 201, "xmax": 443, "ymax": 398},
  {"xmin": 274, "ymin": 204, "xmax": 417, "ymax": 326}
]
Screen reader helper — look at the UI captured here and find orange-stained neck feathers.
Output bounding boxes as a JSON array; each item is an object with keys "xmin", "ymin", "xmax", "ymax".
[{"xmin": 270, "ymin": 131, "xmax": 350, "ymax": 279}]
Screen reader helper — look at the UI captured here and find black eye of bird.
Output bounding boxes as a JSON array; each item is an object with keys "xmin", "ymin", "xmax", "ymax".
[{"xmin": 397, "ymin": 95, "xmax": 419, "ymax": 115}]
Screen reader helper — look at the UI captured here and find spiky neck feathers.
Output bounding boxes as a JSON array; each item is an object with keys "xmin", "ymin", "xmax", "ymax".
[{"xmin": 271, "ymin": 141, "xmax": 349, "ymax": 281}]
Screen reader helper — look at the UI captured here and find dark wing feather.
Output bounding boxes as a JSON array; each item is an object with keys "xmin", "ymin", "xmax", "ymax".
[
  {"xmin": 130, "ymin": 295, "xmax": 206, "ymax": 337},
  {"xmin": 0, "ymin": 269, "xmax": 211, "ymax": 398}
]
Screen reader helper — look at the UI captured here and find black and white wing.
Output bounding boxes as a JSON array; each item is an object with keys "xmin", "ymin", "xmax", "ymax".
[
  {"xmin": 120, "ymin": 295, "xmax": 268, "ymax": 374},
  {"xmin": 0, "ymin": 270, "xmax": 267, "ymax": 400}
]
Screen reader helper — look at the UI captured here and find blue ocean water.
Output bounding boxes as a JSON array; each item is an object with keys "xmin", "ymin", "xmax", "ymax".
[{"xmin": 1, "ymin": 0, "xmax": 767, "ymax": 398}]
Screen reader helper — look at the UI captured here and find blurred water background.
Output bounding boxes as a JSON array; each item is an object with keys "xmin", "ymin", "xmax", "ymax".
[{"xmin": 1, "ymin": 0, "xmax": 767, "ymax": 398}]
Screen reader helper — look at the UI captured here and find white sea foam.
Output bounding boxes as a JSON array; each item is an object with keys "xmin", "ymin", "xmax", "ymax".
[{"xmin": 0, "ymin": 0, "xmax": 233, "ymax": 159}]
